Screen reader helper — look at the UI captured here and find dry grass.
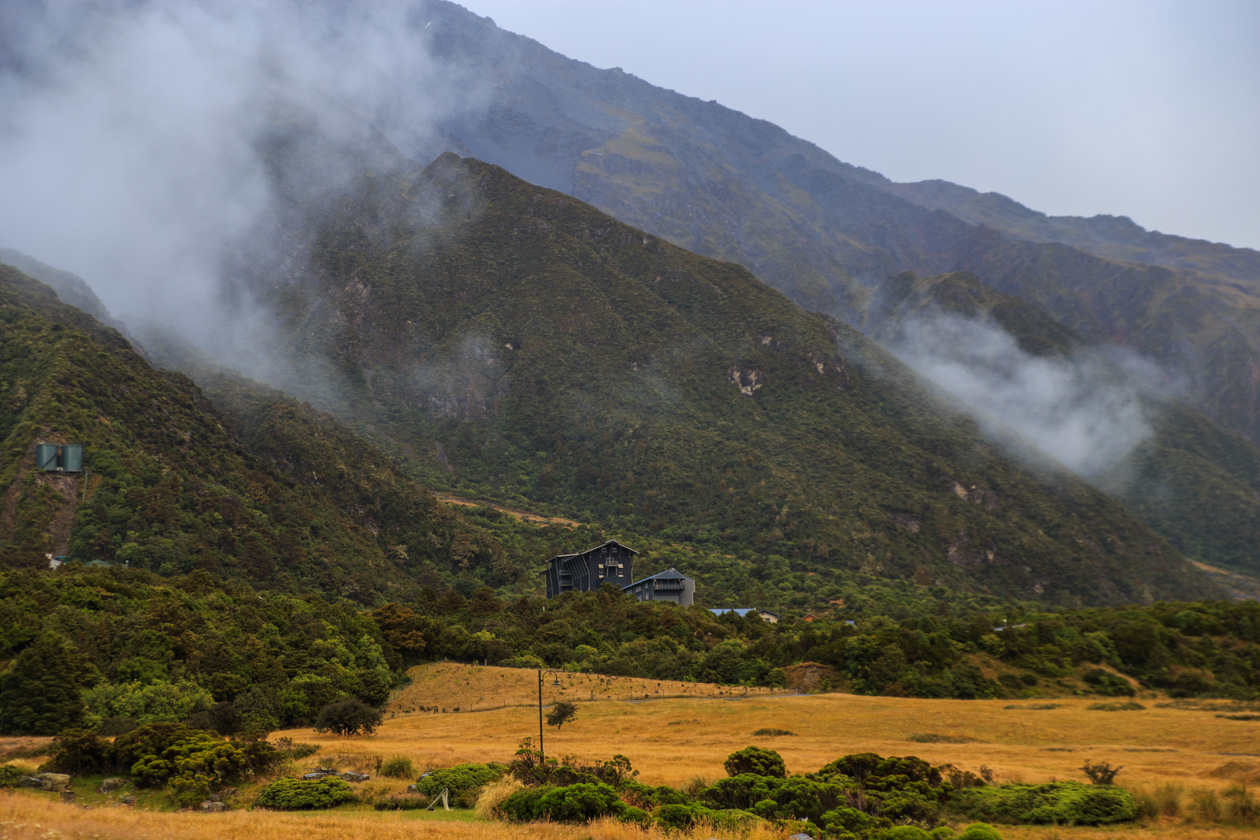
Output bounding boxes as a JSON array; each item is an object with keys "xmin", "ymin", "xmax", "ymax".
[
  {"xmin": 9, "ymin": 663, "xmax": 1260, "ymax": 839},
  {"xmin": 386, "ymin": 662, "xmax": 784, "ymax": 715},
  {"xmin": 363, "ymin": 664, "xmax": 1260, "ymax": 791},
  {"xmin": 0, "ymin": 793, "xmax": 775, "ymax": 840}
]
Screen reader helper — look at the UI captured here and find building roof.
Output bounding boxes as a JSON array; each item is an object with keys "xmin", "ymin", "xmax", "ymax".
[
  {"xmin": 710, "ymin": 607, "xmax": 781, "ymax": 619},
  {"xmin": 544, "ymin": 539, "xmax": 639, "ymax": 568},
  {"xmin": 622, "ymin": 568, "xmax": 691, "ymax": 588}
]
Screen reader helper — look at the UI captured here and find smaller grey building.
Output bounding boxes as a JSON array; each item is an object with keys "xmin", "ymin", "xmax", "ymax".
[{"xmin": 622, "ymin": 568, "xmax": 695, "ymax": 607}]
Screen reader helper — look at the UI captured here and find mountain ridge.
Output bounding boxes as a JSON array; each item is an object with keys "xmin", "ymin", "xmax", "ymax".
[{"xmin": 194, "ymin": 141, "xmax": 1216, "ymax": 605}]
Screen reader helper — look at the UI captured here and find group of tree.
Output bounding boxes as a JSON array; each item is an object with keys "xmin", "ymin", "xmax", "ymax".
[
  {"xmin": 0, "ymin": 567, "xmax": 397, "ymax": 736},
  {"xmin": 1, "ymin": 563, "xmax": 1257, "ymax": 739}
]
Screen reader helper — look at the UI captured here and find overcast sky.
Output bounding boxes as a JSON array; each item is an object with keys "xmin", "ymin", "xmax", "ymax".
[{"xmin": 458, "ymin": 0, "xmax": 1259, "ymax": 251}]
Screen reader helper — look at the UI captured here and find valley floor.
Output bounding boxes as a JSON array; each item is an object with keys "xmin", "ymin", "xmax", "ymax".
[{"xmin": 4, "ymin": 663, "xmax": 1258, "ymax": 839}]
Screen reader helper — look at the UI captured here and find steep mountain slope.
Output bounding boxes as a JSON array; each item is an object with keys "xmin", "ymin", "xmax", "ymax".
[
  {"xmin": 888, "ymin": 180, "xmax": 1260, "ymax": 282},
  {"xmin": 409, "ymin": 1, "xmax": 1260, "ymax": 448},
  {"xmin": 0, "ymin": 263, "xmax": 514, "ymax": 600},
  {"xmin": 212, "ymin": 144, "xmax": 1214, "ymax": 605},
  {"xmin": 867, "ymin": 270, "xmax": 1260, "ymax": 576}
]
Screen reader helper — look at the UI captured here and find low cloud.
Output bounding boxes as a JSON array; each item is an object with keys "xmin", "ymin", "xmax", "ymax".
[
  {"xmin": 0, "ymin": 0, "xmax": 480, "ymax": 386},
  {"xmin": 887, "ymin": 312, "xmax": 1156, "ymax": 478}
]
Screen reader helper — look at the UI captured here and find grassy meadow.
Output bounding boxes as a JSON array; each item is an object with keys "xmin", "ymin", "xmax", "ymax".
[{"xmin": 3, "ymin": 662, "xmax": 1258, "ymax": 839}]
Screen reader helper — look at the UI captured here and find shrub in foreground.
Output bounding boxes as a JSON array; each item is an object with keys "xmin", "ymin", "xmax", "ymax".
[
  {"xmin": 254, "ymin": 777, "xmax": 357, "ymax": 810},
  {"xmin": 415, "ymin": 762, "xmax": 508, "ymax": 807},
  {"xmin": 724, "ymin": 746, "xmax": 787, "ymax": 778},
  {"xmin": 951, "ymin": 781, "xmax": 1138, "ymax": 825}
]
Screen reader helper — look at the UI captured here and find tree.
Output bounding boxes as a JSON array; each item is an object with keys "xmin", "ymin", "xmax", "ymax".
[
  {"xmin": 313, "ymin": 698, "xmax": 382, "ymax": 736},
  {"xmin": 546, "ymin": 700, "xmax": 578, "ymax": 730},
  {"xmin": 0, "ymin": 635, "xmax": 94, "ymax": 735},
  {"xmin": 723, "ymin": 746, "xmax": 787, "ymax": 778},
  {"xmin": 1080, "ymin": 760, "xmax": 1122, "ymax": 785}
]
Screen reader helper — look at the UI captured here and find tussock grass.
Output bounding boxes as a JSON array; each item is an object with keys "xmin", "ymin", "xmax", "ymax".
[
  {"xmin": 379, "ymin": 756, "xmax": 416, "ymax": 779},
  {"xmin": 475, "ymin": 777, "xmax": 524, "ymax": 820},
  {"xmin": 10, "ymin": 665, "xmax": 1260, "ymax": 839},
  {"xmin": 1135, "ymin": 782, "xmax": 1186, "ymax": 819},
  {"xmin": 387, "ymin": 663, "xmax": 783, "ymax": 717}
]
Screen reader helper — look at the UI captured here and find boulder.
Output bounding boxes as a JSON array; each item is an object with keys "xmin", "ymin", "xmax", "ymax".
[
  {"xmin": 120, "ymin": 795, "xmax": 137, "ymax": 806},
  {"xmin": 36, "ymin": 773, "xmax": 71, "ymax": 792},
  {"xmin": 99, "ymin": 777, "xmax": 127, "ymax": 794},
  {"xmin": 340, "ymin": 771, "xmax": 370, "ymax": 782},
  {"xmin": 200, "ymin": 800, "xmax": 228, "ymax": 813}
]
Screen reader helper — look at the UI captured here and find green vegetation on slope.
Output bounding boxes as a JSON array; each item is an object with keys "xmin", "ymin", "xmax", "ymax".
[
  {"xmin": 0, "ymin": 263, "xmax": 518, "ymax": 599},
  {"xmin": 222, "ymin": 150, "xmax": 1209, "ymax": 605},
  {"xmin": 866, "ymin": 270, "xmax": 1260, "ymax": 576}
]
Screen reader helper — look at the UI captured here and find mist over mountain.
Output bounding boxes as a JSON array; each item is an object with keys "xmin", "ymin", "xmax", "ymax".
[{"xmin": 0, "ymin": 0, "xmax": 1255, "ymax": 592}]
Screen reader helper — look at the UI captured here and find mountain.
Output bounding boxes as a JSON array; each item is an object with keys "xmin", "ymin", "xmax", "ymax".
[
  {"xmin": 409, "ymin": 1, "xmax": 1260, "ymax": 451},
  {"xmin": 190, "ymin": 128, "xmax": 1216, "ymax": 606},
  {"xmin": 865, "ymin": 270, "xmax": 1260, "ymax": 576},
  {"xmin": 0, "ymin": 262, "xmax": 525, "ymax": 600},
  {"xmin": 0, "ymin": 0, "xmax": 1249, "ymax": 603}
]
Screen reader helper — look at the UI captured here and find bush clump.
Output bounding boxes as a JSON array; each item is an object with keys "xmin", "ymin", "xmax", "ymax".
[
  {"xmin": 254, "ymin": 777, "xmax": 357, "ymax": 810},
  {"xmin": 498, "ymin": 782, "xmax": 647, "ymax": 824},
  {"xmin": 313, "ymin": 699, "xmax": 382, "ymax": 736},
  {"xmin": 534, "ymin": 782, "xmax": 624, "ymax": 822},
  {"xmin": 415, "ymin": 762, "xmax": 507, "ymax": 807},
  {"xmin": 951, "ymin": 781, "xmax": 1138, "ymax": 825},
  {"xmin": 0, "ymin": 764, "xmax": 25, "ymax": 788},
  {"xmin": 1082, "ymin": 669, "xmax": 1136, "ymax": 697},
  {"xmin": 498, "ymin": 785, "xmax": 553, "ymax": 822},
  {"xmin": 724, "ymin": 746, "xmax": 787, "ymax": 778}
]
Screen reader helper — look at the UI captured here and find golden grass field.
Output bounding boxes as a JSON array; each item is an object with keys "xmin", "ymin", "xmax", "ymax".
[{"xmin": 2, "ymin": 662, "xmax": 1258, "ymax": 840}]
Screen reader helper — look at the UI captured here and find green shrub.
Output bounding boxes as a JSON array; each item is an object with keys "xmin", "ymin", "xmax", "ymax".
[
  {"xmin": 533, "ymin": 782, "xmax": 623, "ymax": 822},
  {"xmin": 129, "ymin": 732, "xmax": 250, "ymax": 788},
  {"xmin": 654, "ymin": 802, "xmax": 756, "ymax": 831},
  {"xmin": 254, "ymin": 777, "xmax": 357, "ymax": 810},
  {"xmin": 1082, "ymin": 669, "xmax": 1136, "ymax": 697},
  {"xmin": 498, "ymin": 785, "xmax": 553, "ymax": 822},
  {"xmin": 655, "ymin": 802, "xmax": 707, "ymax": 829},
  {"xmin": 873, "ymin": 827, "xmax": 933, "ymax": 840},
  {"xmin": 415, "ymin": 762, "xmax": 507, "ymax": 807},
  {"xmin": 951, "ymin": 781, "xmax": 1138, "ymax": 825},
  {"xmin": 701, "ymin": 773, "xmax": 781, "ymax": 810},
  {"xmin": 955, "ymin": 823, "xmax": 1004, "ymax": 840},
  {"xmin": 651, "ymin": 784, "xmax": 689, "ymax": 806},
  {"xmin": 821, "ymin": 806, "xmax": 875, "ymax": 835},
  {"xmin": 620, "ymin": 805, "xmax": 651, "ymax": 827},
  {"xmin": 0, "ymin": 764, "xmax": 25, "ymax": 787},
  {"xmin": 41, "ymin": 729, "xmax": 115, "ymax": 775},
  {"xmin": 815, "ymin": 753, "xmax": 943, "ymax": 791},
  {"xmin": 113, "ymin": 722, "xmax": 196, "ymax": 772},
  {"xmin": 724, "ymin": 746, "xmax": 787, "ymax": 778}
]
